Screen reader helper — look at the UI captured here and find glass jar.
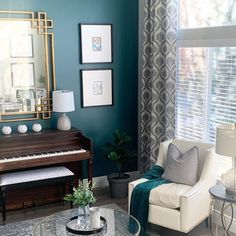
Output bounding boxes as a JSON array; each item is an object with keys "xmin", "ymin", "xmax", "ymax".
[{"xmin": 77, "ymin": 205, "xmax": 90, "ymax": 229}]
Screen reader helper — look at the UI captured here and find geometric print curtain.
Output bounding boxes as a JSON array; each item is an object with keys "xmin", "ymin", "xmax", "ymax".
[{"xmin": 139, "ymin": 0, "xmax": 177, "ymax": 173}]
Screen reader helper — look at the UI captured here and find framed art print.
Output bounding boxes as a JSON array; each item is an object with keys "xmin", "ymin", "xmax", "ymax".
[
  {"xmin": 11, "ymin": 63, "xmax": 35, "ymax": 87},
  {"xmin": 80, "ymin": 24, "xmax": 113, "ymax": 63},
  {"xmin": 10, "ymin": 34, "xmax": 34, "ymax": 58},
  {"xmin": 81, "ymin": 69, "xmax": 113, "ymax": 107}
]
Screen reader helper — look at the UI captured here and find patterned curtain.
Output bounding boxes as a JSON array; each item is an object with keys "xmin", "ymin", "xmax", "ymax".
[{"xmin": 139, "ymin": 0, "xmax": 177, "ymax": 173}]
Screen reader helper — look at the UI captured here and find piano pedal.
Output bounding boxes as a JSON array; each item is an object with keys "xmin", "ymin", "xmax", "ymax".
[
  {"xmin": 23, "ymin": 201, "xmax": 35, "ymax": 208},
  {"xmin": 23, "ymin": 202, "xmax": 27, "ymax": 209},
  {"xmin": 33, "ymin": 200, "xmax": 37, "ymax": 207}
]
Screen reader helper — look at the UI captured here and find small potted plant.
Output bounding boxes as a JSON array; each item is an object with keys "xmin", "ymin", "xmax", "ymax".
[
  {"xmin": 104, "ymin": 129, "xmax": 136, "ymax": 198},
  {"xmin": 64, "ymin": 182, "xmax": 96, "ymax": 227}
]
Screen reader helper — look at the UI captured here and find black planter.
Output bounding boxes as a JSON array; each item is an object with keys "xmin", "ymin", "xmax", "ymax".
[{"xmin": 107, "ymin": 173, "xmax": 130, "ymax": 199}]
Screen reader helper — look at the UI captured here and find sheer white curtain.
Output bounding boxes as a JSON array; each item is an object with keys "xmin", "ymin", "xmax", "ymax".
[{"xmin": 176, "ymin": 0, "xmax": 236, "ymax": 176}]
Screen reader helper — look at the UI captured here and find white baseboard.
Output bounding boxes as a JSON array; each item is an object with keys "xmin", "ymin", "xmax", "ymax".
[
  {"xmin": 83, "ymin": 175, "xmax": 109, "ymax": 188},
  {"xmin": 83, "ymin": 170, "xmax": 140, "ymax": 189},
  {"xmin": 212, "ymin": 209, "xmax": 236, "ymax": 234}
]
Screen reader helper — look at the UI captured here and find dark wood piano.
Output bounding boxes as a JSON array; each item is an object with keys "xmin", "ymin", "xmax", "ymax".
[{"xmin": 0, "ymin": 128, "xmax": 93, "ymax": 210}]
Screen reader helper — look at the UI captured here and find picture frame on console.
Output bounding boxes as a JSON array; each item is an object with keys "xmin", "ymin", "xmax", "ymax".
[
  {"xmin": 79, "ymin": 24, "xmax": 113, "ymax": 63},
  {"xmin": 81, "ymin": 69, "xmax": 113, "ymax": 107}
]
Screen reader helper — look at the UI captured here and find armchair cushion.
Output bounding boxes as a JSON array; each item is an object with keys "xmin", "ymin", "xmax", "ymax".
[
  {"xmin": 162, "ymin": 143, "xmax": 199, "ymax": 185},
  {"xmin": 149, "ymin": 182, "xmax": 191, "ymax": 208}
]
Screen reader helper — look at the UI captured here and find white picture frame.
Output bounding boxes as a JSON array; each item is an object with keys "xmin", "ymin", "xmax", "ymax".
[
  {"xmin": 10, "ymin": 34, "xmax": 34, "ymax": 58},
  {"xmin": 11, "ymin": 63, "xmax": 35, "ymax": 87},
  {"xmin": 81, "ymin": 69, "xmax": 113, "ymax": 107},
  {"xmin": 80, "ymin": 24, "xmax": 112, "ymax": 63},
  {"xmin": 36, "ymin": 88, "xmax": 47, "ymax": 100}
]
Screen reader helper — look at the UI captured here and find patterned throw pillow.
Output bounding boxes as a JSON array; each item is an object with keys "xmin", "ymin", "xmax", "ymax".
[{"xmin": 162, "ymin": 143, "xmax": 199, "ymax": 186}]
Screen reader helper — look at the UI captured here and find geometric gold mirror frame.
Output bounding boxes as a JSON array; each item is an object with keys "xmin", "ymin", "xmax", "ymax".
[{"xmin": 0, "ymin": 11, "xmax": 56, "ymax": 122}]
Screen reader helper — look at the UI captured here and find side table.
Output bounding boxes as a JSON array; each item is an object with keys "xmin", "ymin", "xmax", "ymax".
[{"xmin": 209, "ymin": 184, "xmax": 236, "ymax": 236}]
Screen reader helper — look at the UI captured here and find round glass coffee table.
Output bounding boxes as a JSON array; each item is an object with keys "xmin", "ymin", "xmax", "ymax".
[{"xmin": 33, "ymin": 207, "xmax": 140, "ymax": 236}]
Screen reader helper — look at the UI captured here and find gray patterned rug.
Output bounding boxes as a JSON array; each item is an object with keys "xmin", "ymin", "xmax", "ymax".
[{"xmin": 0, "ymin": 203, "xmax": 160, "ymax": 236}]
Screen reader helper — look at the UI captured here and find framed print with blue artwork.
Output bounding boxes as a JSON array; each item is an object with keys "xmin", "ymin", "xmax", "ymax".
[{"xmin": 79, "ymin": 24, "xmax": 113, "ymax": 64}]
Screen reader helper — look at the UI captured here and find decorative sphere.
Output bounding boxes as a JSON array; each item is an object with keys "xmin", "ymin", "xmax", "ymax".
[
  {"xmin": 18, "ymin": 124, "xmax": 27, "ymax": 134},
  {"xmin": 32, "ymin": 123, "xmax": 42, "ymax": 132},
  {"xmin": 2, "ymin": 126, "xmax": 12, "ymax": 135}
]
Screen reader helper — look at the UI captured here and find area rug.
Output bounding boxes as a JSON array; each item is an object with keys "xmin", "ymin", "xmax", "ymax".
[{"xmin": 0, "ymin": 203, "xmax": 160, "ymax": 236}]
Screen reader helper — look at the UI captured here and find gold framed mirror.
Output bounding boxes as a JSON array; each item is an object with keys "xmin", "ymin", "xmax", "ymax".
[{"xmin": 0, "ymin": 11, "xmax": 56, "ymax": 122}]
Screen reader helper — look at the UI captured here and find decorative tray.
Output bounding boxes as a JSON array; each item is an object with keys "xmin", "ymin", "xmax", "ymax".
[{"xmin": 66, "ymin": 216, "xmax": 107, "ymax": 235}]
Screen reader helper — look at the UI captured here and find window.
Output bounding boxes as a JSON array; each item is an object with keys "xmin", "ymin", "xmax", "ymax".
[
  {"xmin": 179, "ymin": 0, "xmax": 236, "ymax": 28},
  {"xmin": 176, "ymin": 0, "xmax": 236, "ymax": 176}
]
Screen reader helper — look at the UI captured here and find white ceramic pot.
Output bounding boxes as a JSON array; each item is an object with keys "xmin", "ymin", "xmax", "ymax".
[
  {"xmin": 90, "ymin": 207, "xmax": 100, "ymax": 228},
  {"xmin": 2, "ymin": 126, "xmax": 12, "ymax": 135},
  {"xmin": 18, "ymin": 124, "xmax": 27, "ymax": 134},
  {"xmin": 32, "ymin": 123, "xmax": 42, "ymax": 132}
]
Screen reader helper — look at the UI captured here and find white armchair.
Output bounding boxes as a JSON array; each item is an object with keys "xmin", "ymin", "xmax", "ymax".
[{"xmin": 128, "ymin": 139, "xmax": 217, "ymax": 233}]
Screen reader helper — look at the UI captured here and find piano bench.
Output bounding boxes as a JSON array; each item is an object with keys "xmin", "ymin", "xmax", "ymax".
[{"xmin": 0, "ymin": 166, "xmax": 74, "ymax": 224}]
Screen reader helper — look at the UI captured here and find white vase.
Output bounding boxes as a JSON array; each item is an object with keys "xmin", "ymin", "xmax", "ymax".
[
  {"xmin": 32, "ymin": 123, "xmax": 42, "ymax": 132},
  {"xmin": 90, "ymin": 207, "xmax": 100, "ymax": 228},
  {"xmin": 77, "ymin": 205, "xmax": 90, "ymax": 229},
  {"xmin": 2, "ymin": 126, "xmax": 12, "ymax": 135},
  {"xmin": 18, "ymin": 124, "xmax": 27, "ymax": 134}
]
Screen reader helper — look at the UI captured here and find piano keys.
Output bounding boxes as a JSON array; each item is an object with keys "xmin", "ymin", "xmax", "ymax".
[{"xmin": 0, "ymin": 148, "xmax": 87, "ymax": 163}]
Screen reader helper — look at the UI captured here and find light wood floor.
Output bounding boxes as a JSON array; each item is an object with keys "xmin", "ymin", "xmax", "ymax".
[{"xmin": 4, "ymin": 186, "xmax": 211, "ymax": 235}]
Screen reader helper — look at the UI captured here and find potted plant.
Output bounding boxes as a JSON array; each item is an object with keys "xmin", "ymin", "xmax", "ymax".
[
  {"xmin": 104, "ymin": 129, "xmax": 136, "ymax": 198},
  {"xmin": 64, "ymin": 182, "xmax": 96, "ymax": 227}
]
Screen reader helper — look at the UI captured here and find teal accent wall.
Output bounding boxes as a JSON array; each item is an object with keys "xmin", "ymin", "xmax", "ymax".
[{"xmin": 0, "ymin": 0, "xmax": 138, "ymax": 177}]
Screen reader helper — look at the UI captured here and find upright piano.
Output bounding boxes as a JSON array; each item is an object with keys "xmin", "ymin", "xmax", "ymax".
[{"xmin": 0, "ymin": 128, "xmax": 93, "ymax": 210}]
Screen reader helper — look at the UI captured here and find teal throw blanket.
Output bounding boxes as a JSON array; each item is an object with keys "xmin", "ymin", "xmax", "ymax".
[{"xmin": 129, "ymin": 165, "xmax": 171, "ymax": 236}]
